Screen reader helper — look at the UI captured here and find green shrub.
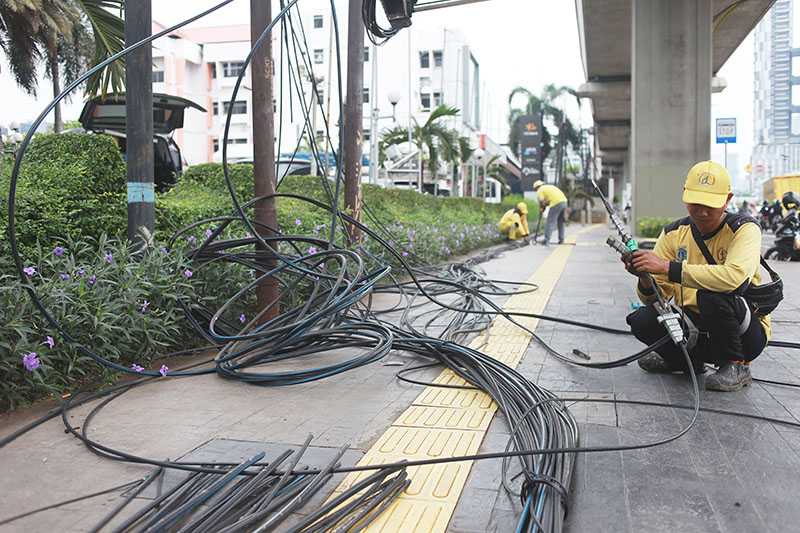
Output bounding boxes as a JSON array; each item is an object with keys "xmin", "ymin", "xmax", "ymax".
[
  {"xmin": 637, "ymin": 217, "xmax": 673, "ymax": 238},
  {"xmin": 0, "ymin": 133, "xmax": 128, "ymax": 258},
  {"xmin": 0, "ymin": 234, "xmax": 253, "ymax": 410}
]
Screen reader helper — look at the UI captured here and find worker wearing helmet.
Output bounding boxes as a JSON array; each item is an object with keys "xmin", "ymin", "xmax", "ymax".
[
  {"xmin": 623, "ymin": 161, "xmax": 771, "ymax": 392},
  {"xmin": 533, "ymin": 180, "xmax": 568, "ymax": 245},
  {"xmin": 498, "ymin": 202, "xmax": 530, "ymax": 241}
]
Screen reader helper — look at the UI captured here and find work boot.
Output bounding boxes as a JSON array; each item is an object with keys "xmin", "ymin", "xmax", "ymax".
[
  {"xmin": 638, "ymin": 352, "xmax": 704, "ymax": 374},
  {"xmin": 705, "ymin": 362, "xmax": 752, "ymax": 392}
]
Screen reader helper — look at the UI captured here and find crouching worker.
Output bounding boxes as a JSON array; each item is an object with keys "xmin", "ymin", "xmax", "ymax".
[
  {"xmin": 498, "ymin": 202, "xmax": 530, "ymax": 241},
  {"xmin": 623, "ymin": 161, "xmax": 774, "ymax": 392}
]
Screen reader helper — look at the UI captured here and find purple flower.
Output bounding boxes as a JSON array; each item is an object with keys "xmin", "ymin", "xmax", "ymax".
[
  {"xmin": 307, "ymin": 246, "xmax": 318, "ymax": 255},
  {"xmin": 88, "ymin": 275, "xmax": 97, "ymax": 286},
  {"xmin": 22, "ymin": 352, "xmax": 40, "ymax": 372},
  {"xmin": 23, "ymin": 266, "xmax": 36, "ymax": 277},
  {"xmin": 205, "ymin": 228, "xmax": 214, "ymax": 238},
  {"xmin": 402, "ymin": 251, "xmax": 409, "ymax": 257},
  {"xmin": 239, "ymin": 313, "xmax": 246, "ymax": 323},
  {"xmin": 44, "ymin": 336, "xmax": 55, "ymax": 349},
  {"xmin": 159, "ymin": 364, "xmax": 169, "ymax": 377},
  {"xmin": 76, "ymin": 268, "xmax": 86, "ymax": 277},
  {"xmin": 140, "ymin": 300, "xmax": 150, "ymax": 313},
  {"xmin": 104, "ymin": 252, "xmax": 113, "ymax": 264},
  {"xmin": 53, "ymin": 246, "xmax": 65, "ymax": 257},
  {"xmin": 187, "ymin": 236, "xmax": 197, "ymax": 245},
  {"xmin": 159, "ymin": 247, "xmax": 168, "ymax": 254},
  {"xmin": 131, "ymin": 363, "xmax": 144, "ymax": 373},
  {"xmin": 294, "ymin": 218, "xmax": 302, "ymax": 226},
  {"xmin": 183, "ymin": 269, "xmax": 193, "ymax": 279},
  {"xmin": 59, "ymin": 272, "xmax": 70, "ymax": 281}
]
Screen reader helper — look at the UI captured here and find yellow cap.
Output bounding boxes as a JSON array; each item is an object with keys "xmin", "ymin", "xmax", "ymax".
[
  {"xmin": 682, "ymin": 161, "xmax": 732, "ymax": 208},
  {"xmin": 533, "ymin": 180, "xmax": 544, "ymax": 190},
  {"xmin": 516, "ymin": 202, "xmax": 528, "ymax": 214}
]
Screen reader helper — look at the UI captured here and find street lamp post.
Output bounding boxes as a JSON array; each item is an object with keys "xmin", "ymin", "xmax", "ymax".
[{"xmin": 369, "ymin": 92, "xmax": 401, "ymax": 186}]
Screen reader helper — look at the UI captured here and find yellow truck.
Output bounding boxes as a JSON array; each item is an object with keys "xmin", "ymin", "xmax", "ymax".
[{"xmin": 763, "ymin": 174, "xmax": 800, "ymax": 202}]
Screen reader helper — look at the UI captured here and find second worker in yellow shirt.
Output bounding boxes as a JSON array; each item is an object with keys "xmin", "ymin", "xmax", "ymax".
[{"xmin": 533, "ymin": 180, "xmax": 567, "ymax": 245}]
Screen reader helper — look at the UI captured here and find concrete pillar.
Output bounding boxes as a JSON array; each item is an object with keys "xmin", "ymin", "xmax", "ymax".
[{"xmin": 631, "ymin": 0, "xmax": 712, "ymax": 234}]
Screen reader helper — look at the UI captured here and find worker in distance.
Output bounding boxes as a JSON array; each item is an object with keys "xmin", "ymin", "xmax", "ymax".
[
  {"xmin": 533, "ymin": 180, "xmax": 567, "ymax": 245},
  {"xmin": 622, "ymin": 161, "xmax": 779, "ymax": 391},
  {"xmin": 498, "ymin": 202, "xmax": 531, "ymax": 241}
]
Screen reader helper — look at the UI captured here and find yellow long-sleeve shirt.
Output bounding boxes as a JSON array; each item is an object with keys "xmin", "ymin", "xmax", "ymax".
[
  {"xmin": 536, "ymin": 184, "xmax": 567, "ymax": 207},
  {"xmin": 636, "ymin": 213, "xmax": 771, "ymax": 338},
  {"xmin": 498, "ymin": 209, "xmax": 530, "ymax": 240}
]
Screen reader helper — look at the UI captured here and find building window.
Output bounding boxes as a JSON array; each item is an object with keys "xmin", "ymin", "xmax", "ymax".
[
  {"xmin": 227, "ymin": 138, "xmax": 248, "ymax": 145},
  {"xmin": 213, "ymin": 138, "xmax": 219, "ymax": 152},
  {"xmin": 793, "ymin": 56, "xmax": 800, "ymax": 77},
  {"xmin": 316, "ymin": 129, "xmax": 325, "ymax": 139},
  {"xmin": 314, "ymin": 15, "xmax": 323, "ymax": 28},
  {"xmin": 362, "ymin": 87, "xmax": 370, "ymax": 103},
  {"xmin": 433, "ymin": 91, "xmax": 442, "ymax": 106},
  {"xmin": 212, "ymin": 102, "xmax": 219, "ymax": 115},
  {"xmin": 223, "ymin": 100, "xmax": 248, "ymax": 115},
  {"xmin": 314, "ymin": 49, "xmax": 324, "ymax": 64},
  {"xmin": 793, "ymin": 85, "xmax": 800, "ymax": 106},
  {"xmin": 792, "ymin": 112, "xmax": 800, "ymax": 136},
  {"xmin": 210, "ymin": 63, "xmax": 217, "ymax": 79},
  {"xmin": 273, "ymin": 98, "xmax": 277, "ymax": 113},
  {"xmin": 152, "ymin": 69, "xmax": 164, "ymax": 83},
  {"xmin": 363, "ymin": 129, "xmax": 371, "ymax": 141},
  {"xmin": 222, "ymin": 61, "xmax": 245, "ymax": 77},
  {"xmin": 433, "ymin": 50, "xmax": 443, "ymax": 67},
  {"xmin": 420, "ymin": 93, "xmax": 431, "ymax": 111},
  {"xmin": 364, "ymin": 47, "xmax": 370, "ymax": 62},
  {"xmin": 419, "ymin": 76, "xmax": 431, "ymax": 89},
  {"xmin": 315, "ymin": 86, "xmax": 324, "ymax": 102},
  {"xmin": 419, "ymin": 51, "xmax": 429, "ymax": 68}
]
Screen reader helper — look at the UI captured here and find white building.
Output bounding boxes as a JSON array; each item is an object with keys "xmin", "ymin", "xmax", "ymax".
[
  {"xmin": 152, "ymin": 15, "xmax": 488, "ymax": 177},
  {"xmin": 751, "ymin": 0, "xmax": 800, "ymax": 185}
]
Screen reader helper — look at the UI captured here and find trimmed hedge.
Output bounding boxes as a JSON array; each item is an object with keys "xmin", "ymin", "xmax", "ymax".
[{"xmin": 1, "ymin": 134, "xmax": 127, "ymax": 258}]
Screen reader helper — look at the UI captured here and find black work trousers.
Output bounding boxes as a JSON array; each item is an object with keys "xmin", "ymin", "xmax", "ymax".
[{"xmin": 626, "ymin": 290, "xmax": 767, "ymax": 370}]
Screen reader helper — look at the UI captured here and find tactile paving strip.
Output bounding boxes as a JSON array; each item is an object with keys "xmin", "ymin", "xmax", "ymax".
[{"xmin": 330, "ymin": 228, "xmax": 596, "ymax": 532}]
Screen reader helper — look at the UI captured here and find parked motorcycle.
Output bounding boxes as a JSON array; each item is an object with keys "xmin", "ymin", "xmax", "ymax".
[{"xmin": 764, "ymin": 192, "xmax": 800, "ymax": 261}]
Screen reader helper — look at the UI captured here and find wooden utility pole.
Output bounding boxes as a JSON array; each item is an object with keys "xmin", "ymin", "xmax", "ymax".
[
  {"xmin": 342, "ymin": 0, "xmax": 365, "ymax": 241},
  {"xmin": 250, "ymin": 0, "xmax": 280, "ymax": 316},
  {"xmin": 125, "ymin": 0, "xmax": 154, "ymax": 247}
]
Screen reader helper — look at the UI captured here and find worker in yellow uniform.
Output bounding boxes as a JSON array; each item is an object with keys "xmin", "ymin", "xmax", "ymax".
[
  {"xmin": 498, "ymin": 202, "xmax": 530, "ymax": 241},
  {"xmin": 623, "ymin": 161, "xmax": 772, "ymax": 392},
  {"xmin": 533, "ymin": 180, "xmax": 567, "ymax": 245}
]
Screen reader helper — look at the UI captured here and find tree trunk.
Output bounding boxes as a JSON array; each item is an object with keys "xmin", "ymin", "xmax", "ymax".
[
  {"xmin": 49, "ymin": 49, "xmax": 63, "ymax": 133},
  {"xmin": 250, "ymin": 0, "xmax": 280, "ymax": 320},
  {"xmin": 342, "ymin": 0, "xmax": 364, "ymax": 242}
]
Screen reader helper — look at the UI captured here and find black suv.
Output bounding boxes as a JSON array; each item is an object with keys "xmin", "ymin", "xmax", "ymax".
[{"xmin": 74, "ymin": 93, "xmax": 205, "ymax": 191}]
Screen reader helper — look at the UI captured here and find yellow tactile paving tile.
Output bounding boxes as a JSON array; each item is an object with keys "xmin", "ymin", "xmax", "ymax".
[
  {"xmin": 394, "ymin": 405, "xmax": 496, "ymax": 431},
  {"xmin": 329, "ymin": 226, "xmax": 599, "ymax": 532}
]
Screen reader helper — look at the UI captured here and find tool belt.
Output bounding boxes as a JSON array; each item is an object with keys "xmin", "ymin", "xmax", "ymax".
[{"xmin": 691, "ymin": 224, "xmax": 783, "ymax": 316}]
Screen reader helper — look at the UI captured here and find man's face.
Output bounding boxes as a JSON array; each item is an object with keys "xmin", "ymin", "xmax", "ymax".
[{"xmin": 685, "ymin": 193, "xmax": 733, "ymax": 231}]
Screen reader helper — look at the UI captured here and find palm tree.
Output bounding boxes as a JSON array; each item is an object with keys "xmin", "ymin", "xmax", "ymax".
[
  {"xmin": 456, "ymin": 136, "xmax": 473, "ymax": 196},
  {"xmin": 36, "ymin": 1, "xmax": 82, "ymax": 132},
  {"xmin": 0, "ymin": 0, "xmax": 42, "ymax": 94},
  {"xmin": 507, "ymin": 84, "xmax": 582, "ymax": 183},
  {"xmin": 381, "ymin": 105, "xmax": 462, "ymax": 191},
  {"xmin": 0, "ymin": 0, "xmax": 124, "ymax": 128}
]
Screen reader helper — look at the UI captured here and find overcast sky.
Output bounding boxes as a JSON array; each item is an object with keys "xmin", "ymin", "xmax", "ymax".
[{"xmin": 0, "ymin": 0, "xmax": 755, "ymax": 172}]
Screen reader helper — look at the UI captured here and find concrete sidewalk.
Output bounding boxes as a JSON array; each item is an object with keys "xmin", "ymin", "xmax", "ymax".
[{"xmin": 2, "ymin": 223, "xmax": 800, "ymax": 532}]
